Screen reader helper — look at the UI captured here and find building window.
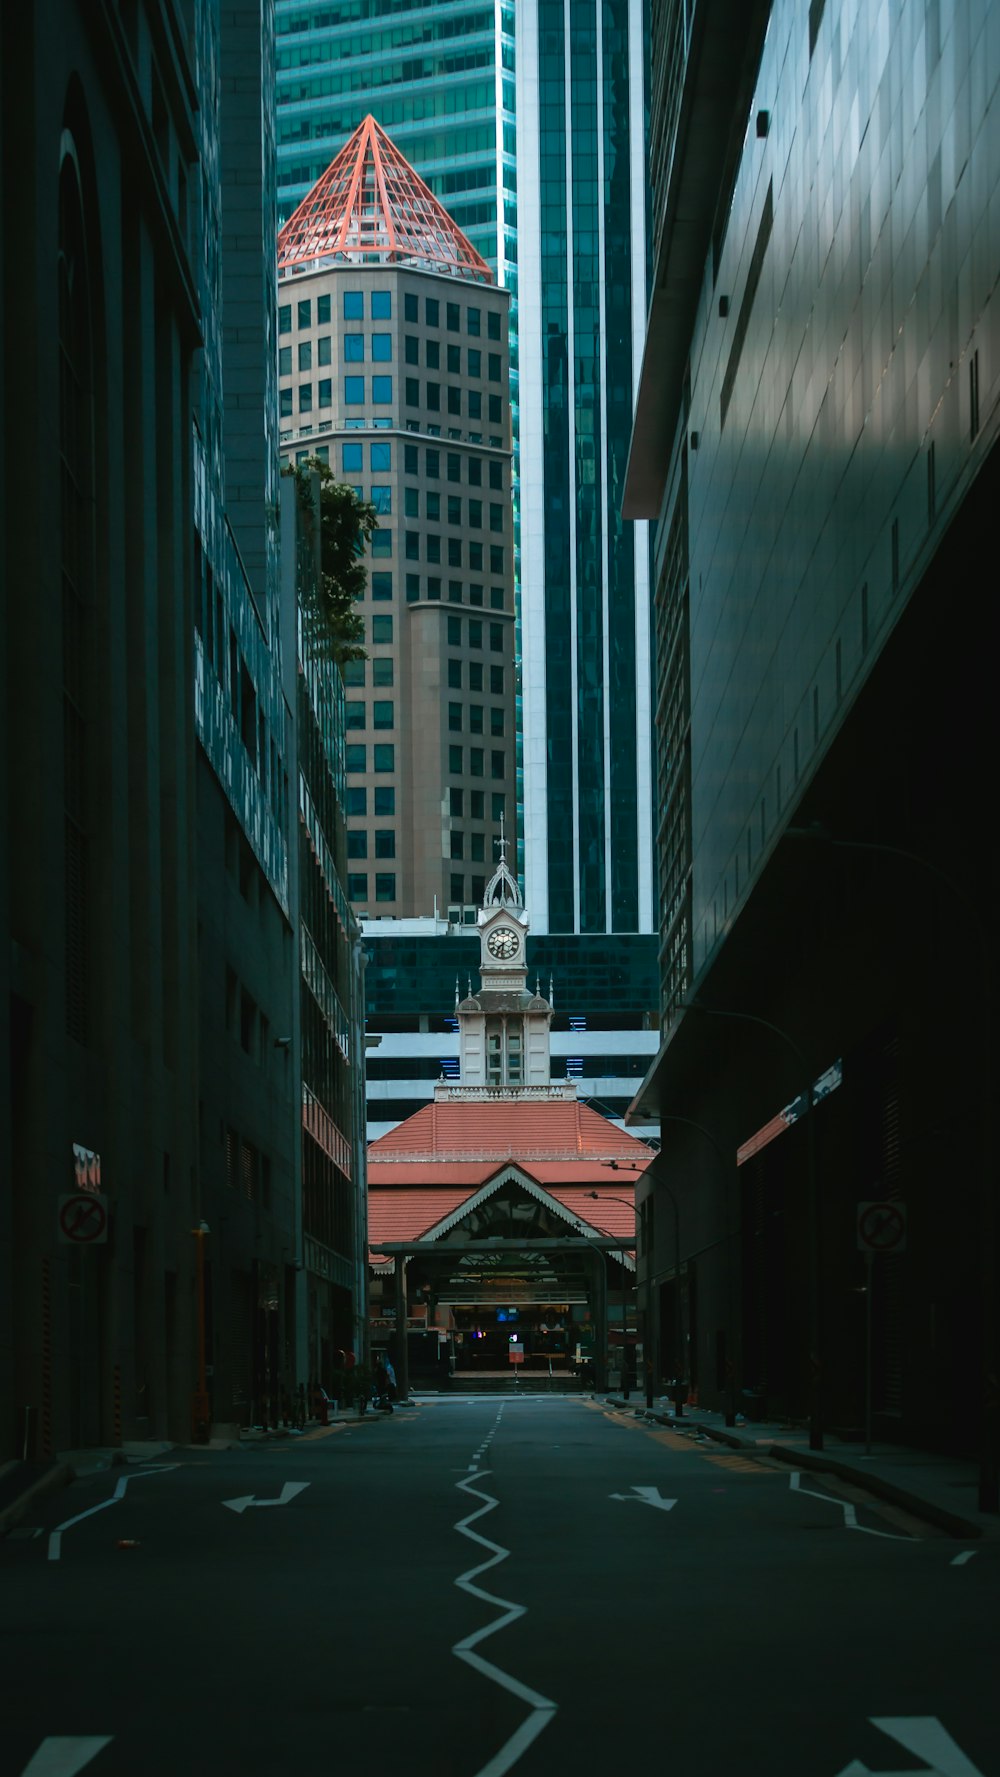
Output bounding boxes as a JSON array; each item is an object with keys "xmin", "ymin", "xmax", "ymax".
[
  {"xmin": 372, "ymin": 658, "xmax": 393, "ymax": 686},
  {"xmin": 427, "ymin": 534, "xmax": 441, "ymax": 564},
  {"xmin": 405, "ymin": 574, "xmax": 419, "ymax": 602},
  {"xmin": 491, "ymin": 750, "xmax": 505, "ymax": 780},
  {"xmin": 426, "ymin": 492, "xmax": 440, "ymax": 521},
  {"xmin": 345, "ymin": 702, "xmax": 365, "ymax": 730},
  {"xmin": 469, "ymin": 621, "xmax": 483, "ymax": 649},
  {"xmin": 374, "ymin": 786, "xmax": 395, "ymax": 814},
  {"xmin": 373, "ymin": 701, "xmax": 394, "ymax": 730},
  {"xmin": 318, "ymin": 336, "xmax": 332, "ymax": 366},
  {"xmin": 489, "ymin": 461, "xmax": 503, "ymax": 489},
  {"xmin": 372, "ymin": 375, "xmax": 392, "ymax": 404},
  {"xmin": 488, "ymin": 311, "xmax": 501, "ymax": 340},
  {"xmin": 468, "ymin": 391, "xmax": 482, "ymax": 419},
  {"xmin": 371, "ymin": 530, "xmax": 392, "ymax": 557},
  {"xmin": 344, "ymin": 334, "xmax": 364, "ymax": 362},
  {"xmin": 447, "ymin": 453, "xmax": 461, "ymax": 483},
  {"xmin": 450, "ymin": 873, "xmax": 464, "ymax": 902},
  {"xmin": 426, "ymin": 339, "xmax": 440, "ymax": 369},
  {"xmin": 375, "ymin": 830, "xmax": 395, "ymax": 858},
  {"xmin": 405, "ymin": 531, "xmax": 419, "ymax": 561},
  {"xmin": 371, "ymin": 572, "xmax": 392, "ymax": 602},
  {"xmin": 278, "ymin": 304, "xmax": 291, "ymax": 334},
  {"xmin": 492, "ymin": 792, "xmax": 506, "ymax": 821},
  {"xmin": 371, "ymin": 486, "xmax": 392, "ymax": 514},
  {"xmin": 448, "ymin": 746, "xmax": 462, "ymax": 773},
  {"xmin": 371, "ymin": 614, "xmax": 393, "ymax": 643},
  {"xmin": 315, "ymin": 378, "xmax": 331, "ymax": 409},
  {"xmin": 371, "ymin": 291, "xmax": 391, "ymax": 319},
  {"xmin": 404, "ymin": 487, "xmax": 419, "ymax": 518},
  {"xmin": 450, "ymin": 788, "xmax": 464, "ymax": 816},
  {"xmin": 342, "ymin": 441, "xmax": 363, "ymax": 472},
  {"xmin": 346, "ymin": 786, "xmax": 367, "ymax": 815},
  {"xmin": 317, "ymin": 294, "xmax": 331, "ymax": 324},
  {"xmin": 425, "ymin": 297, "xmax": 439, "ymax": 327},
  {"xmin": 343, "ymin": 291, "xmax": 363, "ymax": 319},
  {"xmin": 299, "ymin": 383, "xmax": 313, "ymax": 412},
  {"xmin": 347, "ymin": 873, "xmax": 368, "ymax": 900},
  {"xmin": 448, "ymin": 702, "xmax": 462, "ymax": 732},
  {"xmin": 404, "ymin": 292, "xmax": 418, "ymax": 322},
  {"xmin": 470, "ymin": 585, "xmax": 484, "ymax": 607},
  {"xmin": 373, "ymin": 744, "xmax": 394, "ymax": 771},
  {"xmin": 347, "ymin": 830, "xmax": 368, "ymax": 858},
  {"xmin": 372, "ymin": 333, "xmax": 392, "ymax": 362},
  {"xmin": 279, "ymin": 346, "xmax": 292, "ymax": 376},
  {"xmin": 375, "ymin": 872, "xmax": 395, "ymax": 901},
  {"xmin": 298, "ymin": 340, "xmax": 312, "ymax": 372},
  {"xmin": 471, "ymin": 832, "xmax": 485, "ymax": 862},
  {"xmin": 447, "ymin": 386, "xmax": 462, "ymax": 416},
  {"xmin": 279, "ymin": 388, "xmax": 292, "ymax": 418},
  {"xmin": 470, "ymin": 748, "xmax": 484, "ymax": 777},
  {"xmin": 467, "ymin": 306, "xmax": 481, "ymax": 336},
  {"xmin": 450, "ymin": 831, "xmax": 464, "ymax": 859},
  {"xmin": 490, "ymin": 587, "xmax": 504, "ymax": 610},
  {"xmin": 447, "ymin": 616, "xmax": 462, "ymax": 644},
  {"xmin": 344, "ymin": 376, "xmax": 364, "ymax": 405},
  {"xmin": 448, "ymin": 580, "xmax": 462, "ymax": 602},
  {"xmin": 469, "ymin": 662, "xmax": 483, "ymax": 692},
  {"xmin": 342, "ymin": 660, "xmax": 365, "ymax": 686},
  {"xmin": 490, "ymin": 708, "xmax": 505, "ymax": 736},
  {"xmin": 448, "ymin": 659, "xmax": 462, "ymax": 689},
  {"xmin": 346, "ymin": 745, "xmax": 366, "ymax": 771},
  {"xmin": 426, "ymin": 449, "xmax": 440, "ymax": 479},
  {"xmin": 405, "ymin": 377, "xmax": 419, "ymax": 407},
  {"xmin": 297, "ymin": 299, "xmax": 311, "ymax": 328},
  {"xmin": 469, "ymin": 542, "xmax": 483, "ymax": 570},
  {"xmin": 427, "ymin": 382, "xmax": 441, "ymax": 412},
  {"xmin": 469, "ymin": 705, "xmax": 484, "ymax": 734},
  {"xmin": 488, "ymin": 395, "xmax": 502, "ymax": 424},
  {"xmin": 489, "ymin": 622, "xmax": 504, "ymax": 651},
  {"xmin": 427, "ymin": 577, "xmax": 441, "ymax": 599},
  {"xmin": 404, "ymin": 444, "xmax": 418, "ymax": 475},
  {"xmin": 405, "ymin": 335, "xmax": 419, "ymax": 364}
]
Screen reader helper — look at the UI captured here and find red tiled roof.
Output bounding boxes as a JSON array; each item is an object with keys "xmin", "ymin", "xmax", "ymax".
[
  {"xmin": 367, "ymin": 1175, "xmax": 637, "ymax": 1254},
  {"xmin": 368, "ymin": 1098, "xmax": 655, "ymax": 1165}
]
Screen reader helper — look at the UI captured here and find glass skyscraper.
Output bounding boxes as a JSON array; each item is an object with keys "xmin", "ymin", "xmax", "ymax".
[{"xmin": 275, "ymin": 0, "xmax": 653, "ymax": 945}]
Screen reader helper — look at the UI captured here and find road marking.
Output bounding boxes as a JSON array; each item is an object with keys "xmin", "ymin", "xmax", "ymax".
[
  {"xmin": 221, "ymin": 1481, "xmax": 310, "ymax": 1514},
  {"xmin": 789, "ymin": 1471, "xmax": 910, "ymax": 1540},
  {"xmin": 950, "ymin": 1550, "xmax": 978, "ymax": 1566},
  {"xmin": 609, "ymin": 1485, "xmax": 677, "ymax": 1513},
  {"xmin": 47, "ymin": 1465, "xmax": 179, "ymax": 1561},
  {"xmin": 451, "ymin": 1406, "xmax": 557, "ymax": 1776},
  {"xmin": 20, "ymin": 1736, "xmax": 113, "ymax": 1775},
  {"xmin": 834, "ymin": 1716, "xmax": 984, "ymax": 1775}
]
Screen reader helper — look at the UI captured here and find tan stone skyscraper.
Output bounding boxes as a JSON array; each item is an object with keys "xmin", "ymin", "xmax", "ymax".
[{"xmin": 277, "ymin": 117, "xmax": 516, "ymax": 921}]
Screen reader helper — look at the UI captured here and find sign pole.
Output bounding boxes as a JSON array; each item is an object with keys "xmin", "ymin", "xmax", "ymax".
[{"xmin": 864, "ymin": 1250, "xmax": 874, "ymax": 1457}]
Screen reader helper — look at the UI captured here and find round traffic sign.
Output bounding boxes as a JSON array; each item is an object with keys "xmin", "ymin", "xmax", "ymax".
[
  {"xmin": 58, "ymin": 1192, "xmax": 108, "ymax": 1244},
  {"xmin": 857, "ymin": 1200, "xmax": 906, "ymax": 1253}
]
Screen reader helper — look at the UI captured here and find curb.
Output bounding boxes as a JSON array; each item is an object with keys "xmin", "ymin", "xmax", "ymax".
[{"xmin": 0, "ymin": 1461, "xmax": 74, "ymax": 1535}]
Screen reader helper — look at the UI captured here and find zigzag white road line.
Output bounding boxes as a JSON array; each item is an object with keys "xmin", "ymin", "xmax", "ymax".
[
  {"xmin": 452, "ymin": 1407, "xmax": 557, "ymax": 1777},
  {"xmin": 789, "ymin": 1470, "xmax": 910, "ymax": 1539}
]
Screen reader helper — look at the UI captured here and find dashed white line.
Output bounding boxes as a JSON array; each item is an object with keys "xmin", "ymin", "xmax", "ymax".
[
  {"xmin": 47, "ymin": 1464, "xmax": 179, "ymax": 1562},
  {"xmin": 20, "ymin": 1736, "xmax": 113, "ymax": 1775},
  {"xmin": 451, "ymin": 1406, "xmax": 557, "ymax": 1776},
  {"xmin": 950, "ymin": 1549, "xmax": 978, "ymax": 1566},
  {"xmin": 789, "ymin": 1470, "xmax": 910, "ymax": 1540}
]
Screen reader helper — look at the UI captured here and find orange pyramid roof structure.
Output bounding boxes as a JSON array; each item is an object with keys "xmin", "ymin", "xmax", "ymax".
[{"xmin": 277, "ymin": 115, "xmax": 494, "ymax": 284}]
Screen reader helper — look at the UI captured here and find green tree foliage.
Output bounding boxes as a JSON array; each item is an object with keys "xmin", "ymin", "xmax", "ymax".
[{"xmin": 283, "ymin": 457, "xmax": 377, "ymax": 665}]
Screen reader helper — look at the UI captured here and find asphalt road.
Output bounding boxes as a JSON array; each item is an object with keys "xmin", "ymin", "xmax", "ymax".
[{"xmin": 1, "ymin": 1397, "xmax": 995, "ymax": 1777}]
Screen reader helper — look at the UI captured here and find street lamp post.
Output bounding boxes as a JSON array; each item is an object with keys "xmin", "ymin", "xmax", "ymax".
[
  {"xmin": 191, "ymin": 1220, "xmax": 211, "ymax": 1444},
  {"xmin": 681, "ymin": 998, "xmax": 823, "ymax": 1450},
  {"xmin": 785, "ymin": 823, "xmax": 998, "ymax": 1512},
  {"xmin": 589, "ymin": 1182, "xmax": 686, "ymax": 1419}
]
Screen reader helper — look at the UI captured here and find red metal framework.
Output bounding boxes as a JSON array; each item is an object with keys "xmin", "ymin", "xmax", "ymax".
[{"xmin": 277, "ymin": 114, "xmax": 494, "ymax": 284}]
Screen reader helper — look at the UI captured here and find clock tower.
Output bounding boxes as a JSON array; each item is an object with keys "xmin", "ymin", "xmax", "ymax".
[{"xmin": 446, "ymin": 824, "xmax": 560, "ymax": 1094}]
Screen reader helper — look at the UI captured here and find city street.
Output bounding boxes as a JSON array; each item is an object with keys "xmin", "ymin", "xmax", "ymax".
[{"xmin": 1, "ymin": 1398, "xmax": 996, "ymax": 1777}]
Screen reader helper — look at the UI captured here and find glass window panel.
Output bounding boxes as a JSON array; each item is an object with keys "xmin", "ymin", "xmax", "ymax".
[
  {"xmin": 317, "ymin": 294, "xmax": 331, "ymax": 325},
  {"xmin": 343, "ymin": 292, "xmax": 363, "ymax": 319},
  {"xmin": 344, "ymin": 376, "xmax": 364, "ymax": 404},
  {"xmin": 343, "ymin": 334, "xmax": 364, "ymax": 361},
  {"xmin": 372, "ymin": 334, "xmax": 392, "ymax": 362},
  {"xmin": 297, "ymin": 299, "xmax": 311, "ymax": 328},
  {"xmin": 372, "ymin": 375, "xmax": 392, "ymax": 404},
  {"xmin": 370, "ymin": 441, "xmax": 391, "ymax": 471},
  {"xmin": 342, "ymin": 442, "xmax": 363, "ymax": 472},
  {"xmin": 374, "ymin": 786, "xmax": 395, "ymax": 815},
  {"xmin": 371, "ymin": 291, "xmax": 391, "ymax": 319}
]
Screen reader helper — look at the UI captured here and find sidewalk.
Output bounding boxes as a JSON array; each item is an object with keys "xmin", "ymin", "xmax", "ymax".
[{"xmin": 601, "ymin": 1395, "xmax": 998, "ymax": 1540}]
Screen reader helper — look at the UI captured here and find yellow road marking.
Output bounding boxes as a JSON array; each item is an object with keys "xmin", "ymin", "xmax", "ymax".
[{"xmin": 595, "ymin": 1407, "xmax": 781, "ymax": 1475}]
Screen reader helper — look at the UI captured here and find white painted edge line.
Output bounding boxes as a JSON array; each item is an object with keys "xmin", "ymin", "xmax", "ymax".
[
  {"xmin": 950, "ymin": 1549, "xmax": 978, "ymax": 1566},
  {"xmin": 789, "ymin": 1470, "xmax": 910, "ymax": 1540},
  {"xmin": 452, "ymin": 1407, "xmax": 557, "ymax": 1777},
  {"xmin": 20, "ymin": 1734, "xmax": 114, "ymax": 1775},
  {"xmin": 48, "ymin": 1464, "xmax": 179, "ymax": 1562}
]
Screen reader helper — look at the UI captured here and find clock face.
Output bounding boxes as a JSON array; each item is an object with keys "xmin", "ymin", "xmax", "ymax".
[{"xmin": 487, "ymin": 927, "xmax": 519, "ymax": 961}]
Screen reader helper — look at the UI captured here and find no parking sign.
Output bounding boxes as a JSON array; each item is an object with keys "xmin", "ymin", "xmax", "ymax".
[{"xmin": 856, "ymin": 1200, "xmax": 907, "ymax": 1254}]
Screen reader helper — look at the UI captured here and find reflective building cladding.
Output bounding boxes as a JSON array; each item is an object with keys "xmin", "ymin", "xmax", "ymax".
[{"xmin": 275, "ymin": 0, "xmax": 654, "ymax": 941}]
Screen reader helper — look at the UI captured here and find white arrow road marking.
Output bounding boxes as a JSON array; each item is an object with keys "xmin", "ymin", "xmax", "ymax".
[
  {"xmin": 451, "ymin": 1406, "xmax": 557, "ymax": 1777},
  {"xmin": 950, "ymin": 1550, "xmax": 978, "ymax": 1566},
  {"xmin": 221, "ymin": 1480, "xmax": 310, "ymax": 1514},
  {"xmin": 834, "ymin": 1716, "xmax": 985, "ymax": 1775},
  {"xmin": 48, "ymin": 1465, "xmax": 179, "ymax": 1561},
  {"xmin": 20, "ymin": 1736, "xmax": 113, "ymax": 1775},
  {"xmin": 789, "ymin": 1470, "xmax": 909, "ymax": 1539},
  {"xmin": 609, "ymin": 1486, "xmax": 677, "ymax": 1512}
]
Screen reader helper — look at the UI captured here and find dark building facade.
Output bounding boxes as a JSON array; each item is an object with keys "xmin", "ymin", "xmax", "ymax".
[
  {"xmin": 1, "ymin": 0, "xmax": 366, "ymax": 1456},
  {"xmin": 627, "ymin": 0, "xmax": 999, "ymax": 1483}
]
